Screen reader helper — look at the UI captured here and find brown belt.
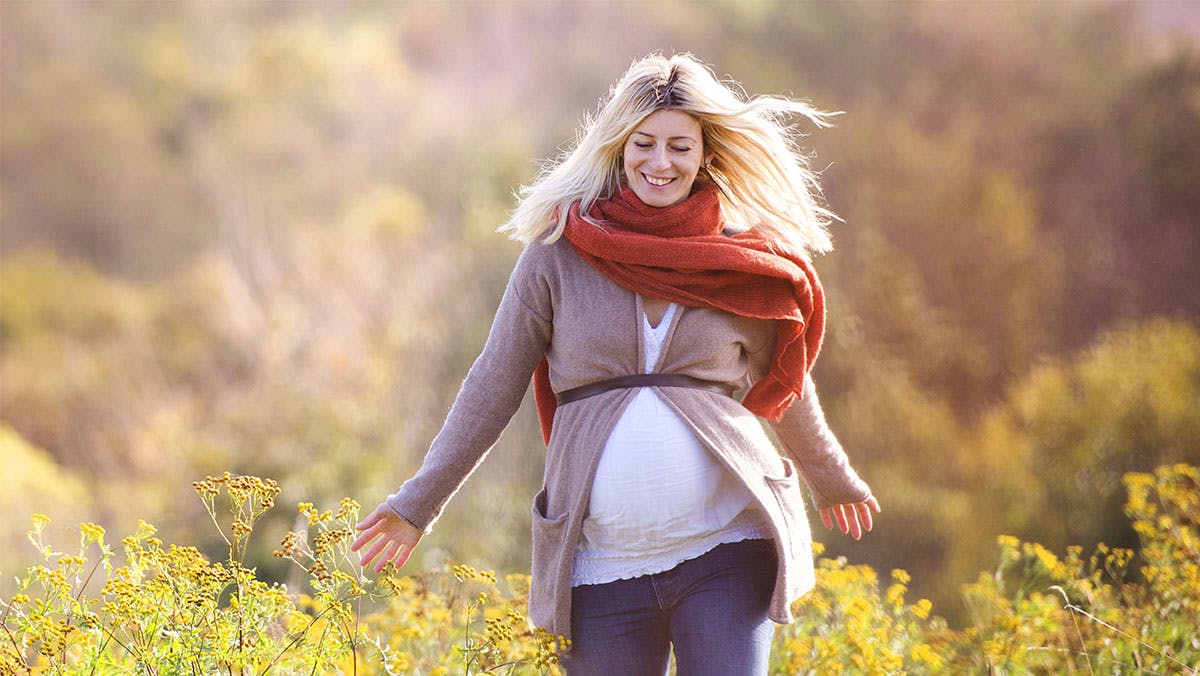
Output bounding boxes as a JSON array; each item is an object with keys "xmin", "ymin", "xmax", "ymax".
[{"xmin": 555, "ymin": 373, "xmax": 736, "ymax": 405}]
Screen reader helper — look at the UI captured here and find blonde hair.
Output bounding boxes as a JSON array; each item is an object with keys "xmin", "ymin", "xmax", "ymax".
[{"xmin": 500, "ymin": 52, "xmax": 839, "ymax": 256}]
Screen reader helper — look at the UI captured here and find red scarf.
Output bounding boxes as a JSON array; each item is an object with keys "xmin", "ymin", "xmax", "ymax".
[{"xmin": 533, "ymin": 181, "xmax": 825, "ymax": 443}]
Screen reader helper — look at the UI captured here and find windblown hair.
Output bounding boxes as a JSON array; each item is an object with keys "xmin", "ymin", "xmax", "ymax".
[{"xmin": 500, "ymin": 52, "xmax": 839, "ymax": 255}]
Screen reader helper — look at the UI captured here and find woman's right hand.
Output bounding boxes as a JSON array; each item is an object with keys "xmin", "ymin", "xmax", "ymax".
[{"xmin": 351, "ymin": 502, "xmax": 424, "ymax": 574}]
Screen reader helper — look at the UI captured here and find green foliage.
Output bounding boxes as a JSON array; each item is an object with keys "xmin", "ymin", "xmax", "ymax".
[
  {"xmin": 953, "ymin": 464, "xmax": 1200, "ymax": 674},
  {"xmin": 773, "ymin": 545, "xmax": 947, "ymax": 674},
  {"xmin": 1, "ymin": 474, "xmax": 564, "ymax": 675},
  {"xmin": 5, "ymin": 466, "xmax": 1198, "ymax": 674},
  {"xmin": 975, "ymin": 319, "xmax": 1200, "ymax": 550}
]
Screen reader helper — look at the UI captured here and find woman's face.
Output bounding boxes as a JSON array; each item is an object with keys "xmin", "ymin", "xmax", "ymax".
[{"xmin": 622, "ymin": 109, "xmax": 708, "ymax": 208}]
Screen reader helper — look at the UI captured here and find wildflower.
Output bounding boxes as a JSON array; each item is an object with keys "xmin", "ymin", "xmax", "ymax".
[
  {"xmin": 275, "ymin": 531, "xmax": 304, "ymax": 559},
  {"xmin": 309, "ymin": 561, "xmax": 332, "ymax": 583},
  {"xmin": 335, "ymin": 497, "xmax": 361, "ymax": 520},
  {"xmin": 79, "ymin": 522, "xmax": 106, "ymax": 545},
  {"xmin": 387, "ymin": 651, "xmax": 412, "ymax": 672},
  {"xmin": 1024, "ymin": 542, "xmax": 1061, "ymax": 574},
  {"xmin": 996, "ymin": 534, "xmax": 1021, "ymax": 562},
  {"xmin": 313, "ymin": 529, "xmax": 351, "ymax": 557},
  {"xmin": 910, "ymin": 643, "xmax": 944, "ymax": 667},
  {"xmin": 192, "ymin": 475, "xmax": 223, "ymax": 498},
  {"xmin": 485, "ymin": 617, "xmax": 513, "ymax": 643}
]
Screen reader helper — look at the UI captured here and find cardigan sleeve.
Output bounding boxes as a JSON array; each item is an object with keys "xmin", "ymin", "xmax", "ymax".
[
  {"xmin": 744, "ymin": 325, "xmax": 871, "ymax": 510},
  {"xmin": 768, "ymin": 376, "xmax": 872, "ymax": 511},
  {"xmin": 386, "ymin": 244, "xmax": 553, "ymax": 532}
]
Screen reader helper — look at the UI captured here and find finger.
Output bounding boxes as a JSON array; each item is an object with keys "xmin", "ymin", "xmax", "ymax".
[
  {"xmin": 374, "ymin": 541, "xmax": 401, "ymax": 574},
  {"xmin": 351, "ymin": 519, "xmax": 390, "ymax": 552},
  {"xmin": 847, "ymin": 508, "xmax": 862, "ymax": 540},
  {"xmin": 355, "ymin": 506, "xmax": 384, "ymax": 531},
  {"xmin": 349, "ymin": 530, "xmax": 373, "ymax": 552},
  {"xmin": 835, "ymin": 504, "xmax": 849, "ymax": 534},
  {"xmin": 820, "ymin": 508, "xmax": 834, "ymax": 531},
  {"xmin": 392, "ymin": 542, "xmax": 415, "ymax": 570},
  {"xmin": 358, "ymin": 536, "xmax": 391, "ymax": 567},
  {"xmin": 868, "ymin": 496, "xmax": 882, "ymax": 513},
  {"xmin": 855, "ymin": 501, "xmax": 874, "ymax": 533}
]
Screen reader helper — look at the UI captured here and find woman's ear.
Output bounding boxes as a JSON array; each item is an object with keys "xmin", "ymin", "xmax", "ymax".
[{"xmin": 704, "ymin": 152, "xmax": 715, "ymax": 169}]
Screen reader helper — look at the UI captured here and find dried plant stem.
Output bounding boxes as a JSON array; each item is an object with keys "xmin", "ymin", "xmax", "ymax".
[{"xmin": 1051, "ymin": 586, "xmax": 1196, "ymax": 675}]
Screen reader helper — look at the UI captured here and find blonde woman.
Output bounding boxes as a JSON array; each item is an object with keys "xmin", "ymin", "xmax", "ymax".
[{"xmin": 353, "ymin": 53, "xmax": 879, "ymax": 675}]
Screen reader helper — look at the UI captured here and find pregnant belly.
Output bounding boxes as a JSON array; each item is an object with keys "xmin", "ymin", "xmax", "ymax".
[{"xmin": 583, "ymin": 389, "xmax": 751, "ymax": 545}]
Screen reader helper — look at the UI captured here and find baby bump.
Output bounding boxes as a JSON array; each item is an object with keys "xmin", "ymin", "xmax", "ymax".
[{"xmin": 584, "ymin": 389, "xmax": 751, "ymax": 542}]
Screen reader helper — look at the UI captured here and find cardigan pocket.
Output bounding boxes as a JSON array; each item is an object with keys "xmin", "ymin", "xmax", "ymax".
[
  {"xmin": 764, "ymin": 457, "xmax": 808, "ymax": 564},
  {"xmin": 529, "ymin": 486, "xmax": 569, "ymax": 627}
]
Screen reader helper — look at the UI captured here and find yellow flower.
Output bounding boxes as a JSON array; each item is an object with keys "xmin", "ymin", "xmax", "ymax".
[
  {"xmin": 79, "ymin": 522, "xmax": 106, "ymax": 544},
  {"xmin": 1024, "ymin": 542, "xmax": 1060, "ymax": 573},
  {"xmin": 910, "ymin": 643, "xmax": 944, "ymax": 667},
  {"xmin": 386, "ymin": 651, "xmax": 412, "ymax": 672},
  {"xmin": 336, "ymin": 497, "xmax": 361, "ymax": 520}
]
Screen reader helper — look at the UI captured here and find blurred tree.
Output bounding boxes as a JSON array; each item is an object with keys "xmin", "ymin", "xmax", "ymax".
[
  {"xmin": 1112, "ymin": 49, "xmax": 1200, "ymax": 319},
  {"xmin": 968, "ymin": 318, "xmax": 1200, "ymax": 559}
]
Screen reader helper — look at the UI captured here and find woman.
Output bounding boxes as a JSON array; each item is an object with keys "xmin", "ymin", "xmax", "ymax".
[{"xmin": 352, "ymin": 53, "xmax": 879, "ymax": 675}]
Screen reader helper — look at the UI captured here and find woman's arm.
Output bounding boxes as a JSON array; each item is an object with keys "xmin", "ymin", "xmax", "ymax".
[{"xmin": 769, "ymin": 376, "xmax": 880, "ymax": 540}]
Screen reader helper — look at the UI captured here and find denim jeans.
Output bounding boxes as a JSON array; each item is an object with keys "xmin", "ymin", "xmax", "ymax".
[{"xmin": 562, "ymin": 538, "xmax": 778, "ymax": 676}]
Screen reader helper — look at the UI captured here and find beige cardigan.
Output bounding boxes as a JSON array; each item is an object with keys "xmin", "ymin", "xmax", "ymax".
[{"xmin": 387, "ymin": 238, "xmax": 871, "ymax": 640}]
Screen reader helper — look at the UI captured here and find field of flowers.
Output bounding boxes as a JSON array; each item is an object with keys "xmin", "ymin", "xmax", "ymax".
[{"xmin": 3, "ymin": 464, "xmax": 1196, "ymax": 675}]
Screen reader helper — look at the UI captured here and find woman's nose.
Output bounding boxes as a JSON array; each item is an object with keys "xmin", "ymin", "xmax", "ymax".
[{"xmin": 648, "ymin": 147, "xmax": 670, "ymax": 170}]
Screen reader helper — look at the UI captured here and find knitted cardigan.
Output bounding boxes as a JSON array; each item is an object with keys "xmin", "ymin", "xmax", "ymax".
[{"xmin": 386, "ymin": 238, "xmax": 871, "ymax": 640}]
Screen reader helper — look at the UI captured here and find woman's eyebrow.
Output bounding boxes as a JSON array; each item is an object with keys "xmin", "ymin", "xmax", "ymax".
[{"xmin": 631, "ymin": 130, "xmax": 698, "ymax": 142}]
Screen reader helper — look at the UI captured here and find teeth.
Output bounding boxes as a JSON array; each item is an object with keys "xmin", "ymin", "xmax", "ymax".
[{"xmin": 644, "ymin": 174, "xmax": 673, "ymax": 186}]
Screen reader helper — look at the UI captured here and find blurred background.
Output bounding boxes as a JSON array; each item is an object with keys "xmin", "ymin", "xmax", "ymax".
[{"xmin": 2, "ymin": 0, "xmax": 1198, "ymax": 622}]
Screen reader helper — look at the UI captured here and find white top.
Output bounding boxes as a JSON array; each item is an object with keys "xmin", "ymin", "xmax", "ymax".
[{"xmin": 572, "ymin": 301, "xmax": 772, "ymax": 586}]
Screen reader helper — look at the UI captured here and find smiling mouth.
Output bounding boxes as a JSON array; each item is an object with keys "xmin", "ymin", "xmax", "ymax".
[{"xmin": 643, "ymin": 174, "xmax": 675, "ymax": 187}]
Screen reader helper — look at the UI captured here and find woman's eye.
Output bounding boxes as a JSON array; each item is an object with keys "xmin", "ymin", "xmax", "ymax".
[
  {"xmin": 634, "ymin": 142, "xmax": 653, "ymax": 149},
  {"xmin": 671, "ymin": 146, "xmax": 692, "ymax": 153}
]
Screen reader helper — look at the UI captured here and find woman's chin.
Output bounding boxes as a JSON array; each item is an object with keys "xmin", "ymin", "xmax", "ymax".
[{"xmin": 632, "ymin": 187, "xmax": 685, "ymax": 208}]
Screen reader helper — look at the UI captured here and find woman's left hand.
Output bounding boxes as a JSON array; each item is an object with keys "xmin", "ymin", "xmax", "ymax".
[{"xmin": 820, "ymin": 496, "xmax": 881, "ymax": 541}]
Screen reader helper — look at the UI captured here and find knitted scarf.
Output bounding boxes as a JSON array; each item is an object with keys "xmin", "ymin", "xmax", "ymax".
[{"xmin": 533, "ymin": 181, "xmax": 826, "ymax": 443}]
